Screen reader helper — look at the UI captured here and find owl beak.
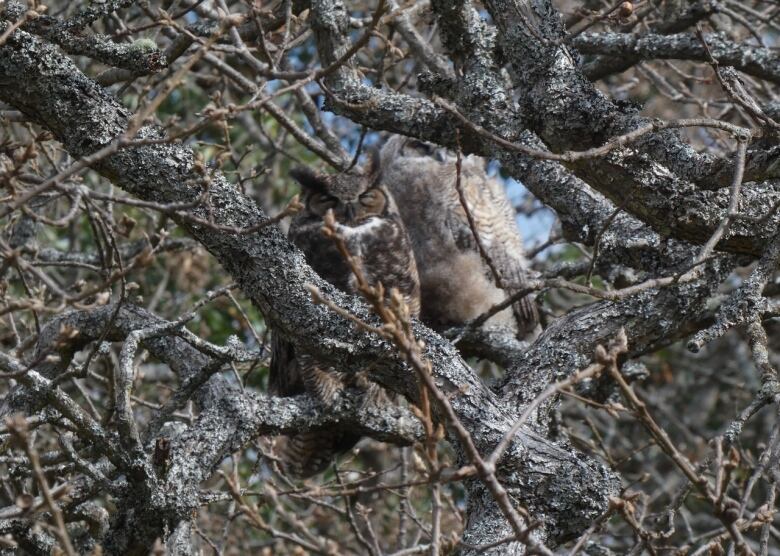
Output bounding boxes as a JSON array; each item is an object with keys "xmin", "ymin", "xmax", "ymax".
[{"xmin": 344, "ymin": 203, "xmax": 356, "ymax": 223}]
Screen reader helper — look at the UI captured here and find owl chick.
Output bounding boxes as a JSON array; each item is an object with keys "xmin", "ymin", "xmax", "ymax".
[
  {"xmin": 269, "ymin": 160, "xmax": 420, "ymax": 477},
  {"xmin": 379, "ymin": 136, "xmax": 538, "ymax": 339}
]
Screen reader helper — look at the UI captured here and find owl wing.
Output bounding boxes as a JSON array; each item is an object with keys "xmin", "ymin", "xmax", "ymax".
[{"xmin": 447, "ymin": 158, "xmax": 539, "ymax": 336}]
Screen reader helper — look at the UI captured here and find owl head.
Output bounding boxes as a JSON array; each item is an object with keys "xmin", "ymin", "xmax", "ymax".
[{"xmin": 291, "ymin": 159, "xmax": 394, "ymax": 226}]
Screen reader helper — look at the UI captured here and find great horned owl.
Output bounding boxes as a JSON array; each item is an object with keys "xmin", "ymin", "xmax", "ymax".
[
  {"xmin": 270, "ymin": 160, "xmax": 420, "ymax": 477},
  {"xmin": 379, "ymin": 136, "xmax": 538, "ymax": 339}
]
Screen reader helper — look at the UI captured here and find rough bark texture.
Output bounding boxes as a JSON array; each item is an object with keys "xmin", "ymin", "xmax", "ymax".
[
  {"xmin": 0, "ymin": 21, "xmax": 618, "ymax": 554},
  {"xmin": 2, "ymin": 0, "xmax": 778, "ymax": 553}
]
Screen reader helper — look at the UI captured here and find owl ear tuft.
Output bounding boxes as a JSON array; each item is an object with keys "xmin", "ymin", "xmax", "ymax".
[
  {"xmin": 290, "ymin": 167, "xmax": 327, "ymax": 193},
  {"xmin": 364, "ymin": 146, "xmax": 382, "ymax": 184}
]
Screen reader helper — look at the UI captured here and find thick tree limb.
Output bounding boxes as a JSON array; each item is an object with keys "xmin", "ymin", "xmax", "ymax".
[
  {"xmin": 574, "ymin": 32, "xmax": 780, "ymax": 85},
  {"xmin": 0, "ymin": 304, "xmax": 423, "ymax": 553},
  {"xmin": 0, "ymin": 21, "xmax": 618, "ymax": 553},
  {"xmin": 0, "ymin": 0, "xmax": 766, "ymax": 550},
  {"xmin": 306, "ymin": 0, "xmax": 780, "ymax": 258},
  {"xmin": 577, "ymin": 0, "xmax": 724, "ymax": 80},
  {"xmin": 305, "ymin": 0, "xmax": 751, "ymax": 551}
]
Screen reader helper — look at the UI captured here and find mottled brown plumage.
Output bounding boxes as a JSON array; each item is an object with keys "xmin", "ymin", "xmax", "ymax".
[
  {"xmin": 379, "ymin": 136, "xmax": 539, "ymax": 339},
  {"xmin": 270, "ymin": 160, "xmax": 420, "ymax": 477}
]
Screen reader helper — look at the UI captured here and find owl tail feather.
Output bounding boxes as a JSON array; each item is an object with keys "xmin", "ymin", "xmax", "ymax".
[{"xmin": 276, "ymin": 431, "xmax": 362, "ymax": 478}]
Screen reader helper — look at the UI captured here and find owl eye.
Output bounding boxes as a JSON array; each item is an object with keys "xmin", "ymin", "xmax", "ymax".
[
  {"xmin": 407, "ymin": 140, "xmax": 434, "ymax": 156},
  {"xmin": 359, "ymin": 188, "xmax": 384, "ymax": 208},
  {"xmin": 312, "ymin": 193, "xmax": 338, "ymax": 209}
]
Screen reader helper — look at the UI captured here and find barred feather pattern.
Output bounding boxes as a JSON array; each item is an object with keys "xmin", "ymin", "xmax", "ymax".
[{"xmin": 379, "ymin": 136, "xmax": 539, "ymax": 339}]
